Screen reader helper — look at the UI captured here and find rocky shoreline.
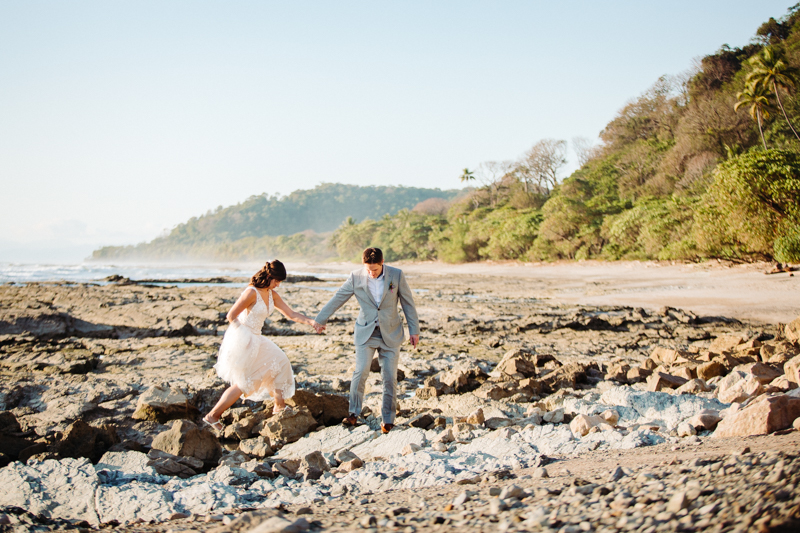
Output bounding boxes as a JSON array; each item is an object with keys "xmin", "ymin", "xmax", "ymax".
[{"xmin": 1, "ymin": 272, "xmax": 799, "ymax": 532}]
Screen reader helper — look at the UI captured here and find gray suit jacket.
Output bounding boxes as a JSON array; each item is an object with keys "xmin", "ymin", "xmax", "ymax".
[{"xmin": 315, "ymin": 265, "xmax": 419, "ymax": 348}]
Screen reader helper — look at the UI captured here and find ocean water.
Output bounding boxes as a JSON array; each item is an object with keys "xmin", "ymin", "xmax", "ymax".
[{"xmin": 0, "ymin": 263, "xmax": 346, "ymax": 284}]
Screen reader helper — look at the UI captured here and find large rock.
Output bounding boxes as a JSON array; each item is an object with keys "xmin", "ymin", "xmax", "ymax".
[
  {"xmin": 688, "ymin": 410, "xmax": 722, "ymax": 431},
  {"xmin": 626, "ymin": 366, "xmax": 651, "ymax": 383},
  {"xmin": 415, "ymin": 386, "xmax": 441, "ymax": 400},
  {"xmin": 472, "ymin": 380, "xmax": 535, "ymax": 401},
  {"xmin": 494, "ymin": 349, "xmax": 537, "ymax": 378},
  {"xmin": 0, "ymin": 411, "xmax": 35, "ymax": 465},
  {"xmin": 541, "ymin": 362, "xmax": 596, "ymax": 393},
  {"xmin": 132, "ymin": 384, "xmax": 196, "ymax": 423},
  {"xmin": 767, "ymin": 375, "xmax": 798, "ymax": 393},
  {"xmin": 713, "ymin": 394, "xmax": 800, "ymax": 437},
  {"xmin": 286, "ymin": 390, "xmax": 349, "ymax": 426},
  {"xmin": 224, "ymin": 408, "xmax": 269, "ymax": 440},
  {"xmin": 259, "ymin": 406, "xmax": 317, "ymax": 445},
  {"xmin": 735, "ymin": 362, "xmax": 782, "ymax": 385},
  {"xmin": 51, "ymin": 420, "xmax": 119, "ymax": 463},
  {"xmin": 785, "ymin": 316, "xmax": 800, "ymax": 343},
  {"xmin": 650, "ymin": 347, "xmax": 693, "ymax": 366},
  {"xmin": 675, "ymin": 378, "xmax": 712, "ymax": 394},
  {"xmin": 606, "ymin": 363, "xmax": 631, "ymax": 383},
  {"xmin": 672, "ymin": 366, "xmax": 697, "ymax": 381},
  {"xmin": 435, "ymin": 363, "xmax": 488, "ymax": 393},
  {"xmin": 646, "ymin": 372, "xmax": 688, "ymax": 392},
  {"xmin": 784, "ymin": 355, "xmax": 800, "ymax": 386},
  {"xmin": 569, "ymin": 412, "xmax": 617, "ymax": 437},
  {"xmin": 697, "ymin": 361, "xmax": 725, "ymax": 381},
  {"xmin": 146, "ymin": 449, "xmax": 202, "ymax": 478},
  {"xmin": 407, "ymin": 413, "xmax": 435, "ymax": 429},
  {"xmin": 238, "ymin": 437, "xmax": 274, "ymax": 458},
  {"xmin": 0, "ymin": 411, "xmax": 21, "ymax": 434},
  {"xmin": 708, "ymin": 334, "xmax": 746, "ymax": 354},
  {"xmin": 760, "ymin": 341, "xmax": 800, "ymax": 365},
  {"xmin": 718, "ymin": 375, "xmax": 764, "ymax": 404},
  {"xmin": 715, "ymin": 371, "xmax": 747, "ymax": 400},
  {"xmin": 298, "ymin": 450, "xmax": 329, "ymax": 480},
  {"xmin": 150, "ymin": 419, "xmax": 222, "ymax": 466}
]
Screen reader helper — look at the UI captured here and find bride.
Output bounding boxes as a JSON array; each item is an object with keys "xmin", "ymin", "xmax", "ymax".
[{"xmin": 203, "ymin": 260, "xmax": 322, "ymax": 431}]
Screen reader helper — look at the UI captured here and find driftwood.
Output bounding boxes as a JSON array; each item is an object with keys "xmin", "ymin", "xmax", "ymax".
[{"xmin": 765, "ymin": 263, "xmax": 798, "ymax": 275}]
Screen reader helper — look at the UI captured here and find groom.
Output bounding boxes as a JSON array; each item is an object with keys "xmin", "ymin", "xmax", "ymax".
[{"xmin": 314, "ymin": 247, "xmax": 419, "ymax": 433}]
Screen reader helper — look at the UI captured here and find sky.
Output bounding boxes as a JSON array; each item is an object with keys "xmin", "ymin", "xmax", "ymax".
[{"xmin": 0, "ymin": 1, "xmax": 795, "ymax": 263}]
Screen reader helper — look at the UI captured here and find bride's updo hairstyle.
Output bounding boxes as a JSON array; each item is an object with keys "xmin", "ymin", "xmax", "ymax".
[{"xmin": 251, "ymin": 260, "xmax": 287, "ymax": 288}]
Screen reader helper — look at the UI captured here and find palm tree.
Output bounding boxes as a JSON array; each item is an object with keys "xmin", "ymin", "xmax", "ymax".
[
  {"xmin": 460, "ymin": 168, "xmax": 475, "ymax": 183},
  {"xmin": 746, "ymin": 46, "xmax": 800, "ymax": 142},
  {"xmin": 735, "ymin": 83, "xmax": 775, "ymax": 150}
]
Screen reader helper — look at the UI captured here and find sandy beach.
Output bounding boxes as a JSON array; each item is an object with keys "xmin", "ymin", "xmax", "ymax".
[{"xmin": 283, "ymin": 260, "xmax": 800, "ymax": 325}]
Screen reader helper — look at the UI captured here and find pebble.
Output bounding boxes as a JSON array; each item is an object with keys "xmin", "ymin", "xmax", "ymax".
[
  {"xmin": 499, "ymin": 484, "xmax": 526, "ymax": 500},
  {"xmin": 452, "ymin": 491, "xmax": 470, "ymax": 506},
  {"xmin": 360, "ymin": 515, "xmax": 377, "ymax": 528},
  {"xmin": 533, "ymin": 467, "xmax": 549, "ymax": 479},
  {"xmin": 488, "ymin": 498, "xmax": 507, "ymax": 515},
  {"xmin": 608, "ymin": 466, "xmax": 625, "ymax": 482},
  {"xmin": 666, "ymin": 491, "xmax": 689, "ymax": 513}
]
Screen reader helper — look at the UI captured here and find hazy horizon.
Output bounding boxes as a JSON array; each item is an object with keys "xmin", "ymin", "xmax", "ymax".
[{"xmin": 2, "ymin": 1, "xmax": 794, "ymax": 263}]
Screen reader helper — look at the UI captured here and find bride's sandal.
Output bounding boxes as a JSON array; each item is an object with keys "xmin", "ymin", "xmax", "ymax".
[
  {"xmin": 272, "ymin": 405, "xmax": 294, "ymax": 415},
  {"xmin": 202, "ymin": 415, "xmax": 224, "ymax": 433}
]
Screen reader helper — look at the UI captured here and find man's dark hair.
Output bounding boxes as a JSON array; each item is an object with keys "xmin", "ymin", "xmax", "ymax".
[{"xmin": 362, "ymin": 247, "xmax": 383, "ymax": 264}]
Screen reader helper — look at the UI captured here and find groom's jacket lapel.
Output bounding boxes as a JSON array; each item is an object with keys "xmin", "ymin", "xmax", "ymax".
[
  {"xmin": 378, "ymin": 266, "xmax": 393, "ymax": 307},
  {"xmin": 358, "ymin": 269, "xmax": 377, "ymax": 309}
]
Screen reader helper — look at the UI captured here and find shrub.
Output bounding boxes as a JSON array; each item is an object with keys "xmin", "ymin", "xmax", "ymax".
[{"xmin": 697, "ymin": 148, "xmax": 800, "ymax": 261}]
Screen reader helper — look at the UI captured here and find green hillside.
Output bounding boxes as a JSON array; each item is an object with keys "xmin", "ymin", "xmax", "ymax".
[
  {"xmin": 333, "ymin": 7, "xmax": 800, "ymax": 264},
  {"xmin": 92, "ymin": 183, "xmax": 460, "ymax": 261}
]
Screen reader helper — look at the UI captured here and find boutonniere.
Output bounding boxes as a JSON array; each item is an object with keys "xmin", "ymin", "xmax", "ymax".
[{"xmin": 388, "ymin": 282, "xmax": 395, "ymax": 292}]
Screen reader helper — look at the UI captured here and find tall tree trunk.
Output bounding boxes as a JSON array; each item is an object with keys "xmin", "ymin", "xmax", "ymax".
[
  {"xmin": 757, "ymin": 109, "xmax": 767, "ymax": 150},
  {"xmin": 773, "ymin": 81, "xmax": 800, "ymax": 142}
]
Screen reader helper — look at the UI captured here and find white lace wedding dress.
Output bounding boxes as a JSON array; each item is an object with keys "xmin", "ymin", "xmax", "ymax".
[{"xmin": 214, "ymin": 286, "xmax": 295, "ymax": 401}]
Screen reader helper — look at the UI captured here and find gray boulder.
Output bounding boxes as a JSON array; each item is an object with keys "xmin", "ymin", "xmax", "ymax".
[
  {"xmin": 132, "ymin": 384, "xmax": 197, "ymax": 423},
  {"xmin": 495, "ymin": 349, "xmax": 538, "ymax": 378},
  {"xmin": 259, "ymin": 407, "xmax": 317, "ymax": 445},
  {"xmin": 150, "ymin": 419, "xmax": 222, "ymax": 467},
  {"xmin": 239, "ymin": 436, "xmax": 274, "ymax": 458}
]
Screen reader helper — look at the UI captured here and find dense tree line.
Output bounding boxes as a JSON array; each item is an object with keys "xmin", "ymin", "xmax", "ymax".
[{"xmin": 332, "ymin": 6, "xmax": 800, "ymax": 264}]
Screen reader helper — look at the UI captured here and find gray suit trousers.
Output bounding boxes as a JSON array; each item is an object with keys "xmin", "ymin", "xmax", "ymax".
[{"xmin": 350, "ymin": 329, "xmax": 399, "ymax": 424}]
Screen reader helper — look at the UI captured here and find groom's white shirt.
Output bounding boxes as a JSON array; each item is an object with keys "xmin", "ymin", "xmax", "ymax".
[{"xmin": 366, "ymin": 268, "xmax": 385, "ymax": 324}]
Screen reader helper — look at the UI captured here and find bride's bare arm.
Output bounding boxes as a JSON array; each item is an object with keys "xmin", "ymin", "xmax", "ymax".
[
  {"xmin": 226, "ymin": 289, "xmax": 257, "ymax": 323},
  {"xmin": 272, "ymin": 291, "xmax": 320, "ymax": 329}
]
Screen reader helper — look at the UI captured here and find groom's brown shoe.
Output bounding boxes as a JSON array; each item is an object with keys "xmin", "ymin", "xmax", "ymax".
[
  {"xmin": 342, "ymin": 414, "xmax": 359, "ymax": 427},
  {"xmin": 381, "ymin": 423, "xmax": 394, "ymax": 434}
]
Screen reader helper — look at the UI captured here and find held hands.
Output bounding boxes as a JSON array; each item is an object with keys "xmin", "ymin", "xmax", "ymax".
[
  {"xmin": 409, "ymin": 334, "xmax": 419, "ymax": 349},
  {"xmin": 311, "ymin": 321, "xmax": 326, "ymax": 334}
]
